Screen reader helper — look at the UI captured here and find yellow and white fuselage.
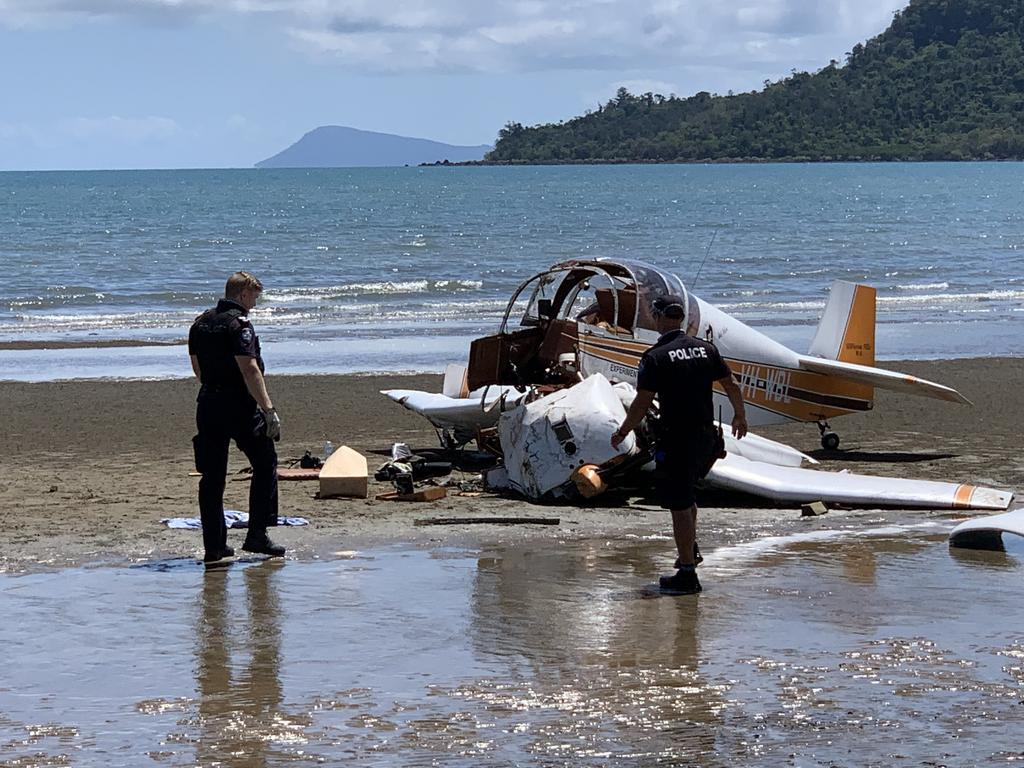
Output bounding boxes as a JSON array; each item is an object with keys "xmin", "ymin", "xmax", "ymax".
[
  {"xmin": 466, "ymin": 258, "xmax": 967, "ymax": 448},
  {"xmin": 577, "ymin": 285, "xmax": 965, "ymax": 430}
]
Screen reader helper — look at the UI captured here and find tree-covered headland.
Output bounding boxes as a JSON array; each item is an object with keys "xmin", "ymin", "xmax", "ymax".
[{"xmin": 486, "ymin": 0, "xmax": 1024, "ymax": 163}]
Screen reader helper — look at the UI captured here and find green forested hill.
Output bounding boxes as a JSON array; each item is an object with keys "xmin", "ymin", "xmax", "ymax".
[{"xmin": 486, "ymin": 0, "xmax": 1024, "ymax": 163}]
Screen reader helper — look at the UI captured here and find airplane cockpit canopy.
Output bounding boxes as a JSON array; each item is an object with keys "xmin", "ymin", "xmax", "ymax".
[
  {"xmin": 473, "ymin": 258, "xmax": 695, "ymax": 390},
  {"xmin": 507, "ymin": 258, "xmax": 689, "ymax": 336}
]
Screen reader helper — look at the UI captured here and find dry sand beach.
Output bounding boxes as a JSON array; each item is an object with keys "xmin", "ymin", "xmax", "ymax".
[{"xmin": 1, "ymin": 357, "xmax": 1021, "ymax": 573}]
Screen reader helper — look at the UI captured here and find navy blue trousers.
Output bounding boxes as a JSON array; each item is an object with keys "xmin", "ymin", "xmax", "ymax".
[{"xmin": 194, "ymin": 391, "xmax": 278, "ymax": 555}]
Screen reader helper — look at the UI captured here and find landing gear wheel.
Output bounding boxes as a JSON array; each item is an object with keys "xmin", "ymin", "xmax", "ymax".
[
  {"xmin": 816, "ymin": 419, "xmax": 840, "ymax": 451},
  {"xmin": 821, "ymin": 431, "xmax": 840, "ymax": 451}
]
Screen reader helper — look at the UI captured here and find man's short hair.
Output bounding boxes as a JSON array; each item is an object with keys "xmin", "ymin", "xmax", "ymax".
[
  {"xmin": 652, "ymin": 294, "xmax": 686, "ymax": 320},
  {"xmin": 225, "ymin": 271, "xmax": 263, "ymax": 300}
]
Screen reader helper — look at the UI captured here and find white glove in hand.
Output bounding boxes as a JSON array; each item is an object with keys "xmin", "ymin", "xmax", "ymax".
[{"xmin": 263, "ymin": 407, "xmax": 281, "ymax": 441}]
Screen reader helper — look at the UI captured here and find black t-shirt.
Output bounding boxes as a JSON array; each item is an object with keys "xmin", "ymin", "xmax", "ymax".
[
  {"xmin": 188, "ymin": 298, "xmax": 263, "ymax": 395},
  {"xmin": 636, "ymin": 329, "xmax": 731, "ymax": 440}
]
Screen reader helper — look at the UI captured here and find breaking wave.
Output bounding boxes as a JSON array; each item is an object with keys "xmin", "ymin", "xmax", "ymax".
[
  {"xmin": 895, "ymin": 282, "xmax": 950, "ymax": 291},
  {"xmin": 720, "ymin": 287, "xmax": 1024, "ymax": 316},
  {"xmin": 876, "ymin": 288, "xmax": 1024, "ymax": 306},
  {"xmin": 0, "ymin": 297, "xmax": 510, "ymax": 337},
  {"xmin": 263, "ymin": 279, "xmax": 484, "ymax": 303}
]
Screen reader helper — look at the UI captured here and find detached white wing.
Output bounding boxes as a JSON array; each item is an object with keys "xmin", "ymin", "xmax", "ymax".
[
  {"xmin": 797, "ymin": 355, "xmax": 971, "ymax": 405},
  {"xmin": 950, "ymin": 508, "xmax": 1024, "ymax": 548},
  {"xmin": 707, "ymin": 453, "xmax": 1012, "ymax": 511},
  {"xmin": 382, "ymin": 386, "xmax": 525, "ymax": 437}
]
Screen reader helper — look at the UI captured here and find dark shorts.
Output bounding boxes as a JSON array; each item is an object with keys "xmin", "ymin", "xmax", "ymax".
[{"xmin": 655, "ymin": 432, "xmax": 722, "ymax": 510}]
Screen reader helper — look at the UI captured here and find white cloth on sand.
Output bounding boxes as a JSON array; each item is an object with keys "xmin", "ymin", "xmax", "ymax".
[{"xmin": 160, "ymin": 510, "xmax": 308, "ymax": 529}]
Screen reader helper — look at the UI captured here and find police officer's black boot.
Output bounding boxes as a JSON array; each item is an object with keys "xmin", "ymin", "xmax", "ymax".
[
  {"xmin": 242, "ymin": 532, "xmax": 285, "ymax": 557},
  {"xmin": 659, "ymin": 566, "xmax": 702, "ymax": 595},
  {"xmin": 204, "ymin": 545, "xmax": 235, "ymax": 563}
]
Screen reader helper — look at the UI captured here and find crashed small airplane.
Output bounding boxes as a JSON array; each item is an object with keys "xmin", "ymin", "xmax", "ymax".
[
  {"xmin": 384, "ymin": 258, "xmax": 1012, "ymax": 511},
  {"xmin": 461, "ymin": 258, "xmax": 968, "ymax": 450}
]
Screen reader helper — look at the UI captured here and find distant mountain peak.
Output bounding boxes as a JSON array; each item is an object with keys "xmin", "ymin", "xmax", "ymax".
[{"xmin": 256, "ymin": 126, "xmax": 492, "ymax": 168}]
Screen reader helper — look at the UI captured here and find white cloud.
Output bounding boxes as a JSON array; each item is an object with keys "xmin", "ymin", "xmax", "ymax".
[
  {"xmin": 584, "ymin": 79, "xmax": 680, "ymax": 107},
  {"xmin": 0, "ymin": 115, "xmax": 176, "ymax": 152},
  {"xmin": 480, "ymin": 19, "xmax": 581, "ymax": 46},
  {"xmin": 0, "ymin": 116, "xmax": 184, "ymax": 168},
  {"xmin": 225, "ymin": 114, "xmax": 250, "ymax": 130},
  {"xmin": 0, "ymin": 0, "xmax": 210, "ymax": 26},
  {"xmin": 0, "ymin": 0, "xmax": 910, "ymax": 73},
  {"xmin": 0, "ymin": 116, "xmax": 179, "ymax": 141},
  {"xmin": 62, "ymin": 115, "xmax": 180, "ymax": 142},
  {"xmin": 0, "ymin": 121, "xmax": 30, "ymax": 140}
]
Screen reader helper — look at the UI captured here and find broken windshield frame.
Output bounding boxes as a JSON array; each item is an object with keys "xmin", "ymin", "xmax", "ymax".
[
  {"xmin": 499, "ymin": 259, "xmax": 689, "ymax": 336},
  {"xmin": 501, "ymin": 264, "xmax": 626, "ymax": 334}
]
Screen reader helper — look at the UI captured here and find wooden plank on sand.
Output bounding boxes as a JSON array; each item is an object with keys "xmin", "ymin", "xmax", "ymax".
[
  {"xmin": 278, "ymin": 467, "xmax": 321, "ymax": 481},
  {"xmin": 376, "ymin": 487, "xmax": 447, "ymax": 503},
  {"xmin": 414, "ymin": 516, "xmax": 560, "ymax": 526}
]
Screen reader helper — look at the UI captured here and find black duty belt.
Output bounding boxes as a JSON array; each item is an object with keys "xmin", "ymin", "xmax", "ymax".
[{"xmin": 199, "ymin": 384, "xmax": 247, "ymax": 396}]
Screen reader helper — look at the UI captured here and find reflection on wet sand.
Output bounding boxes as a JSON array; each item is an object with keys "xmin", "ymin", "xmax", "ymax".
[
  {"xmin": 4, "ymin": 521, "xmax": 1024, "ymax": 765},
  {"xmin": 194, "ymin": 562, "xmax": 303, "ymax": 767},
  {"xmin": 704, "ymin": 527, "xmax": 1024, "ymax": 764},
  {"xmin": 840, "ymin": 541, "xmax": 878, "ymax": 585},
  {"xmin": 466, "ymin": 542, "xmax": 725, "ymax": 763}
]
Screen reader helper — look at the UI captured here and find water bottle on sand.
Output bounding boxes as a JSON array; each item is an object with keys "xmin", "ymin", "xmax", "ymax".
[{"xmin": 323, "ymin": 441, "xmax": 334, "ymax": 461}]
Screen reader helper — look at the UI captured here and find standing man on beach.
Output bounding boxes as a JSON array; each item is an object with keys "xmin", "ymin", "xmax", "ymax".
[
  {"xmin": 611, "ymin": 294, "xmax": 747, "ymax": 594},
  {"xmin": 189, "ymin": 271, "xmax": 285, "ymax": 563}
]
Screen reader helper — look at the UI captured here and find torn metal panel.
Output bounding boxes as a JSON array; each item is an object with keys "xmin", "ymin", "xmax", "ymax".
[
  {"xmin": 498, "ymin": 374, "xmax": 636, "ymax": 499},
  {"xmin": 381, "ymin": 385, "xmax": 527, "ymax": 447}
]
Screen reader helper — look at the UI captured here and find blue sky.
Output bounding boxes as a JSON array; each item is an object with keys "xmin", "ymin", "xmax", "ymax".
[{"xmin": 0, "ymin": 0, "xmax": 907, "ymax": 170}]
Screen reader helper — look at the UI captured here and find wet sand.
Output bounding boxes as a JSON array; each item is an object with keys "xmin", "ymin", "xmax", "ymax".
[
  {"xmin": 5, "ymin": 522, "xmax": 1024, "ymax": 766},
  {"xmin": 1, "ymin": 357, "xmax": 1022, "ymax": 573},
  {"xmin": 3, "ymin": 358, "xmax": 1024, "ymax": 766}
]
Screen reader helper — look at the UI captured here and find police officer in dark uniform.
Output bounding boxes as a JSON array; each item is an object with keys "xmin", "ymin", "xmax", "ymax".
[
  {"xmin": 189, "ymin": 271, "xmax": 285, "ymax": 563},
  {"xmin": 612, "ymin": 294, "xmax": 747, "ymax": 594}
]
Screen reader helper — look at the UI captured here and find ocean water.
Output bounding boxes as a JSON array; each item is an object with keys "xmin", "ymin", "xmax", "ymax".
[{"xmin": 1, "ymin": 163, "xmax": 1022, "ymax": 381}]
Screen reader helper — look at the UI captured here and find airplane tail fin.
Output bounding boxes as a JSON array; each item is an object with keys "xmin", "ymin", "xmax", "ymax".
[
  {"xmin": 808, "ymin": 281, "xmax": 876, "ymax": 366},
  {"xmin": 800, "ymin": 280, "xmax": 969, "ymax": 406}
]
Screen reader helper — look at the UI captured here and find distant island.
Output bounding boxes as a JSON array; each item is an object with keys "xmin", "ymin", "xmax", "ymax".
[
  {"xmin": 486, "ymin": 0, "xmax": 1024, "ymax": 163},
  {"xmin": 256, "ymin": 126, "xmax": 491, "ymax": 168}
]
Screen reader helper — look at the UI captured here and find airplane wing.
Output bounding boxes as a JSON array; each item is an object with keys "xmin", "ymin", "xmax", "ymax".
[
  {"xmin": 949, "ymin": 508, "xmax": 1024, "ymax": 549},
  {"xmin": 797, "ymin": 355, "xmax": 971, "ymax": 405},
  {"xmin": 381, "ymin": 386, "xmax": 526, "ymax": 439},
  {"xmin": 706, "ymin": 453, "xmax": 1011, "ymax": 510}
]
